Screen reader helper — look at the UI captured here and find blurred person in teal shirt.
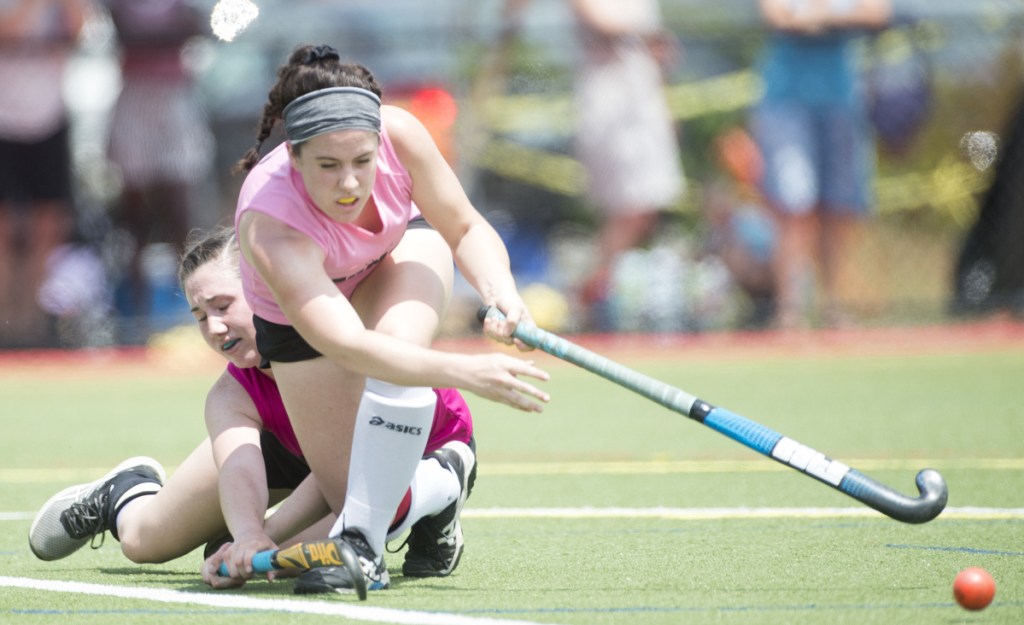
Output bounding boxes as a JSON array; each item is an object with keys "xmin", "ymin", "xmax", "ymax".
[{"xmin": 751, "ymin": 0, "xmax": 891, "ymax": 329}]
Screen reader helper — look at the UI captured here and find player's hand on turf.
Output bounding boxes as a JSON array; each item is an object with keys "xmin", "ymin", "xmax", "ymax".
[
  {"xmin": 460, "ymin": 352, "xmax": 550, "ymax": 412},
  {"xmin": 202, "ymin": 534, "xmax": 280, "ymax": 588},
  {"xmin": 202, "ymin": 542, "xmax": 247, "ymax": 589},
  {"xmin": 229, "ymin": 533, "xmax": 278, "ymax": 578}
]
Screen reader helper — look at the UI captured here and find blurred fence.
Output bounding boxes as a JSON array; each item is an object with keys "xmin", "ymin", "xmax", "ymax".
[{"xmin": 35, "ymin": 0, "xmax": 1024, "ymax": 348}]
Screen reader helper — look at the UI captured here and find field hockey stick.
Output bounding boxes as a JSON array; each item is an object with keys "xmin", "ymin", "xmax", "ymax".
[
  {"xmin": 479, "ymin": 306, "xmax": 948, "ymax": 524},
  {"xmin": 216, "ymin": 538, "xmax": 367, "ymax": 600}
]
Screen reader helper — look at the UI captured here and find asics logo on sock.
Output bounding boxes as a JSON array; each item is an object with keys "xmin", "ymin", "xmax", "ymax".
[{"xmin": 368, "ymin": 416, "xmax": 422, "ymax": 436}]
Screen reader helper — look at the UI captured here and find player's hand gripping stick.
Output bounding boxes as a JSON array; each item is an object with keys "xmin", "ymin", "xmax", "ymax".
[{"xmin": 216, "ymin": 538, "xmax": 367, "ymax": 600}]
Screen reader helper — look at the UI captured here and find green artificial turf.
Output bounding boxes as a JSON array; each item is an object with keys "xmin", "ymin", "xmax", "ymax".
[{"xmin": 1, "ymin": 343, "xmax": 1021, "ymax": 624}]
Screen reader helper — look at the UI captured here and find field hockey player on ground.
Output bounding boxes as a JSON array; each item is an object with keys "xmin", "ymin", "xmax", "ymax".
[{"xmin": 28, "ymin": 227, "xmax": 482, "ymax": 596}]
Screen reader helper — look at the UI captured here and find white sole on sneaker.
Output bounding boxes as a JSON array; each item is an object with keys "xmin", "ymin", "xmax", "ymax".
[{"xmin": 28, "ymin": 456, "xmax": 166, "ymax": 561}]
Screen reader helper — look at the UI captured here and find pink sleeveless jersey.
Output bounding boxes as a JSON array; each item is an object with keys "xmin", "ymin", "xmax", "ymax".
[
  {"xmin": 235, "ymin": 125, "xmax": 417, "ymax": 324},
  {"xmin": 226, "ymin": 364, "xmax": 473, "ymax": 458}
]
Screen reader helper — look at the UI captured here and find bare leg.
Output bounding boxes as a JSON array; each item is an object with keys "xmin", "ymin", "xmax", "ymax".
[
  {"xmin": 354, "ymin": 228, "xmax": 453, "ymax": 343},
  {"xmin": 272, "ymin": 359, "xmax": 362, "ymax": 516},
  {"xmin": 772, "ymin": 211, "xmax": 816, "ymax": 329},
  {"xmin": 818, "ymin": 211, "xmax": 861, "ymax": 326},
  {"xmin": 116, "ymin": 438, "xmax": 228, "ymax": 564},
  {"xmin": 0, "ymin": 205, "xmax": 15, "ymax": 340},
  {"xmin": 116, "ymin": 187, "xmax": 151, "ymax": 317},
  {"xmin": 271, "ymin": 229, "xmax": 453, "ymax": 545},
  {"xmin": 150, "ymin": 181, "xmax": 192, "ymax": 255},
  {"xmin": 19, "ymin": 200, "xmax": 70, "ymax": 341},
  {"xmin": 334, "ymin": 229, "xmax": 453, "ymax": 553},
  {"xmin": 581, "ymin": 210, "xmax": 660, "ymax": 317}
]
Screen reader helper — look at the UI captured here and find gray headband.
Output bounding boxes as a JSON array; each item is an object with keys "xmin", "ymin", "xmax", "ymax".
[{"xmin": 282, "ymin": 87, "xmax": 382, "ymax": 144}]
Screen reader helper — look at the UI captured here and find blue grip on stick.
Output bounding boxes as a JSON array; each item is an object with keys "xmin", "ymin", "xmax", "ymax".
[
  {"xmin": 252, "ymin": 550, "xmax": 275, "ymax": 573},
  {"xmin": 703, "ymin": 407, "xmax": 783, "ymax": 455},
  {"xmin": 216, "ymin": 550, "xmax": 276, "ymax": 577}
]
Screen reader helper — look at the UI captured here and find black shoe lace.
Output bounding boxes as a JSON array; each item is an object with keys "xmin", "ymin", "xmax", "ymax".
[
  {"xmin": 401, "ymin": 517, "xmax": 449, "ymax": 564},
  {"xmin": 387, "ymin": 528, "xmax": 416, "ymax": 556},
  {"xmin": 60, "ymin": 492, "xmax": 109, "ymax": 549},
  {"xmin": 339, "ymin": 529, "xmax": 375, "ymax": 560},
  {"xmin": 385, "ymin": 536, "xmax": 406, "ymax": 555}
]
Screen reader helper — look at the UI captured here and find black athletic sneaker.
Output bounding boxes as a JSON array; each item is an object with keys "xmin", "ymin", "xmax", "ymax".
[
  {"xmin": 294, "ymin": 529, "xmax": 387, "ymax": 599},
  {"xmin": 402, "ymin": 441, "xmax": 476, "ymax": 577},
  {"xmin": 28, "ymin": 456, "xmax": 165, "ymax": 561}
]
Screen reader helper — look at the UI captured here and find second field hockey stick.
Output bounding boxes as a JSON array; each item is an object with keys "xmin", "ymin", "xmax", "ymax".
[
  {"xmin": 479, "ymin": 306, "xmax": 947, "ymax": 524},
  {"xmin": 217, "ymin": 538, "xmax": 367, "ymax": 600}
]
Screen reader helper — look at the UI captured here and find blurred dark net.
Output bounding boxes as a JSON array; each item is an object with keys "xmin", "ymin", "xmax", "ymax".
[{"xmin": 13, "ymin": 0, "xmax": 1024, "ymax": 348}]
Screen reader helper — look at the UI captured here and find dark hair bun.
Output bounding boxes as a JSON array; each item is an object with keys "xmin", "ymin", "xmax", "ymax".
[{"xmin": 304, "ymin": 44, "xmax": 340, "ymax": 64}]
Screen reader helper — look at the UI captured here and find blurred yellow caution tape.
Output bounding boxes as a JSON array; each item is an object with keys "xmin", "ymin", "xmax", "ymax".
[{"xmin": 467, "ymin": 68, "xmax": 990, "ymax": 224}]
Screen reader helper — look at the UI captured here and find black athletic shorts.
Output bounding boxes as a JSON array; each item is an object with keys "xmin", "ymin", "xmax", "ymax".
[
  {"xmin": 0, "ymin": 123, "xmax": 73, "ymax": 204},
  {"xmin": 253, "ymin": 216, "xmax": 434, "ymax": 369},
  {"xmin": 253, "ymin": 315, "xmax": 321, "ymax": 368},
  {"xmin": 261, "ymin": 430, "xmax": 310, "ymax": 489}
]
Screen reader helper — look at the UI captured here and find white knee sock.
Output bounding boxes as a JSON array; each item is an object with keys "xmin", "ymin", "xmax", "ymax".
[
  {"xmin": 386, "ymin": 454, "xmax": 459, "ymax": 542},
  {"xmin": 329, "ymin": 379, "xmax": 434, "ymax": 558}
]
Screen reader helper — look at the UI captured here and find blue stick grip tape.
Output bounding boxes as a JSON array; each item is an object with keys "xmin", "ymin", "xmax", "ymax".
[
  {"xmin": 702, "ymin": 407, "xmax": 783, "ymax": 456},
  {"xmin": 252, "ymin": 550, "xmax": 275, "ymax": 573},
  {"xmin": 217, "ymin": 550, "xmax": 276, "ymax": 577}
]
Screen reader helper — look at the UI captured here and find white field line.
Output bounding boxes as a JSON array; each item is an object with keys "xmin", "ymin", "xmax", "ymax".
[
  {"xmin": 5, "ymin": 459, "xmax": 1022, "ymax": 522},
  {"xmin": 4, "ymin": 507, "xmax": 1023, "ymax": 523},
  {"xmin": 3, "ymin": 457, "xmax": 1021, "ymax": 483},
  {"xmin": 0, "ymin": 576, "xmax": 556, "ymax": 625},
  {"xmin": 463, "ymin": 506, "xmax": 1024, "ymax": 520},
  {"xmin": 479, "ymin": 457, "xmax": 1024, "ymax": 475}
]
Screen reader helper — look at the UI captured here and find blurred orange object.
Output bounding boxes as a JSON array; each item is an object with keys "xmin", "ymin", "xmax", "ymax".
[
  {"xmin": 715, "ymin": 126, "xmax": 763, "ymax": 188},
  {"xmin": 388, "ymin": 85, "xmax": 459, "ymax": 165}
]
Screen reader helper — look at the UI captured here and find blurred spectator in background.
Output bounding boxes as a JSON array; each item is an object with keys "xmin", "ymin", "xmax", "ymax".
[
  {"xmin": 502, "ymin": 0, "xmax": 685, "ymax": 331},
  {"xmin": 569, "ymin": 0, "xmax": 686, "ymax": 330},
  {"xmin": 704, "ymin": 126, "xmax": 777, "ymax": 328},
  {"xmin": 751, "ymin": 0, "xmax": 891, "ymax": 329},
  {"xmin": 102, "ymin": 0, "xmax": 213, "ymax": 339},
  {"xmin": 0, "ymin": 0, "xmax": 87, "ymax": 347}
]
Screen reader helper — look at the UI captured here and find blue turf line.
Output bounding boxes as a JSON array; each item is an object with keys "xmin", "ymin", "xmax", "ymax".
[
  {"xmin": 886, "ymin": 543, "xmax": 1024, "ymax": 557},
  {"xmin": 15, "ymin": 602, "xmax": 1024, "ymax": 619}
]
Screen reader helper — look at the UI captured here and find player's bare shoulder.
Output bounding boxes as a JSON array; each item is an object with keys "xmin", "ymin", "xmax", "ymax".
[
  {"xmin": 381, "ymin": 105, "xmax": 435, "ymax": 164},
  {"xmin": 381, "ymin": 104, "xmax": 422, "ymax": 132},
  {"xmin": 206, "ymin": 368, "xmax": 262, "ymax": 428}
]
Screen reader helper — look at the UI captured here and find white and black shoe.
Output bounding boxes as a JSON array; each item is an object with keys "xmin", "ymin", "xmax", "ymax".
[
  {"xmin": 402, "ymin": 441, "xmax": 476, "ymax": 577},
  {"xmin": 294, "ymin": 529, "xmax": 387, "ymax": 599},
  {"xmin": 28, "ymin": 456, "xmax": 165, "ymax": 561}
]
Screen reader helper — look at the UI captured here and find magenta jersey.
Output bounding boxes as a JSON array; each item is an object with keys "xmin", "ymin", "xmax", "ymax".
[
  {"xmin": 235, "ymin": 124, "xmax": 417, "ymax": 324},
  {"xmin": 226, "ymin": 363, "xmax": 301, "ymax": 457},
  {"xmin": 226, "ymin": 364, "xmax": 473, "ymax": 458}
]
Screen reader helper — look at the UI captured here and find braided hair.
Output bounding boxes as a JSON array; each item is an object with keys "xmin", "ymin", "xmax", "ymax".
[{"xmin": 233, "ymin": 44, "xmax": 384, "ymax": 173}]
